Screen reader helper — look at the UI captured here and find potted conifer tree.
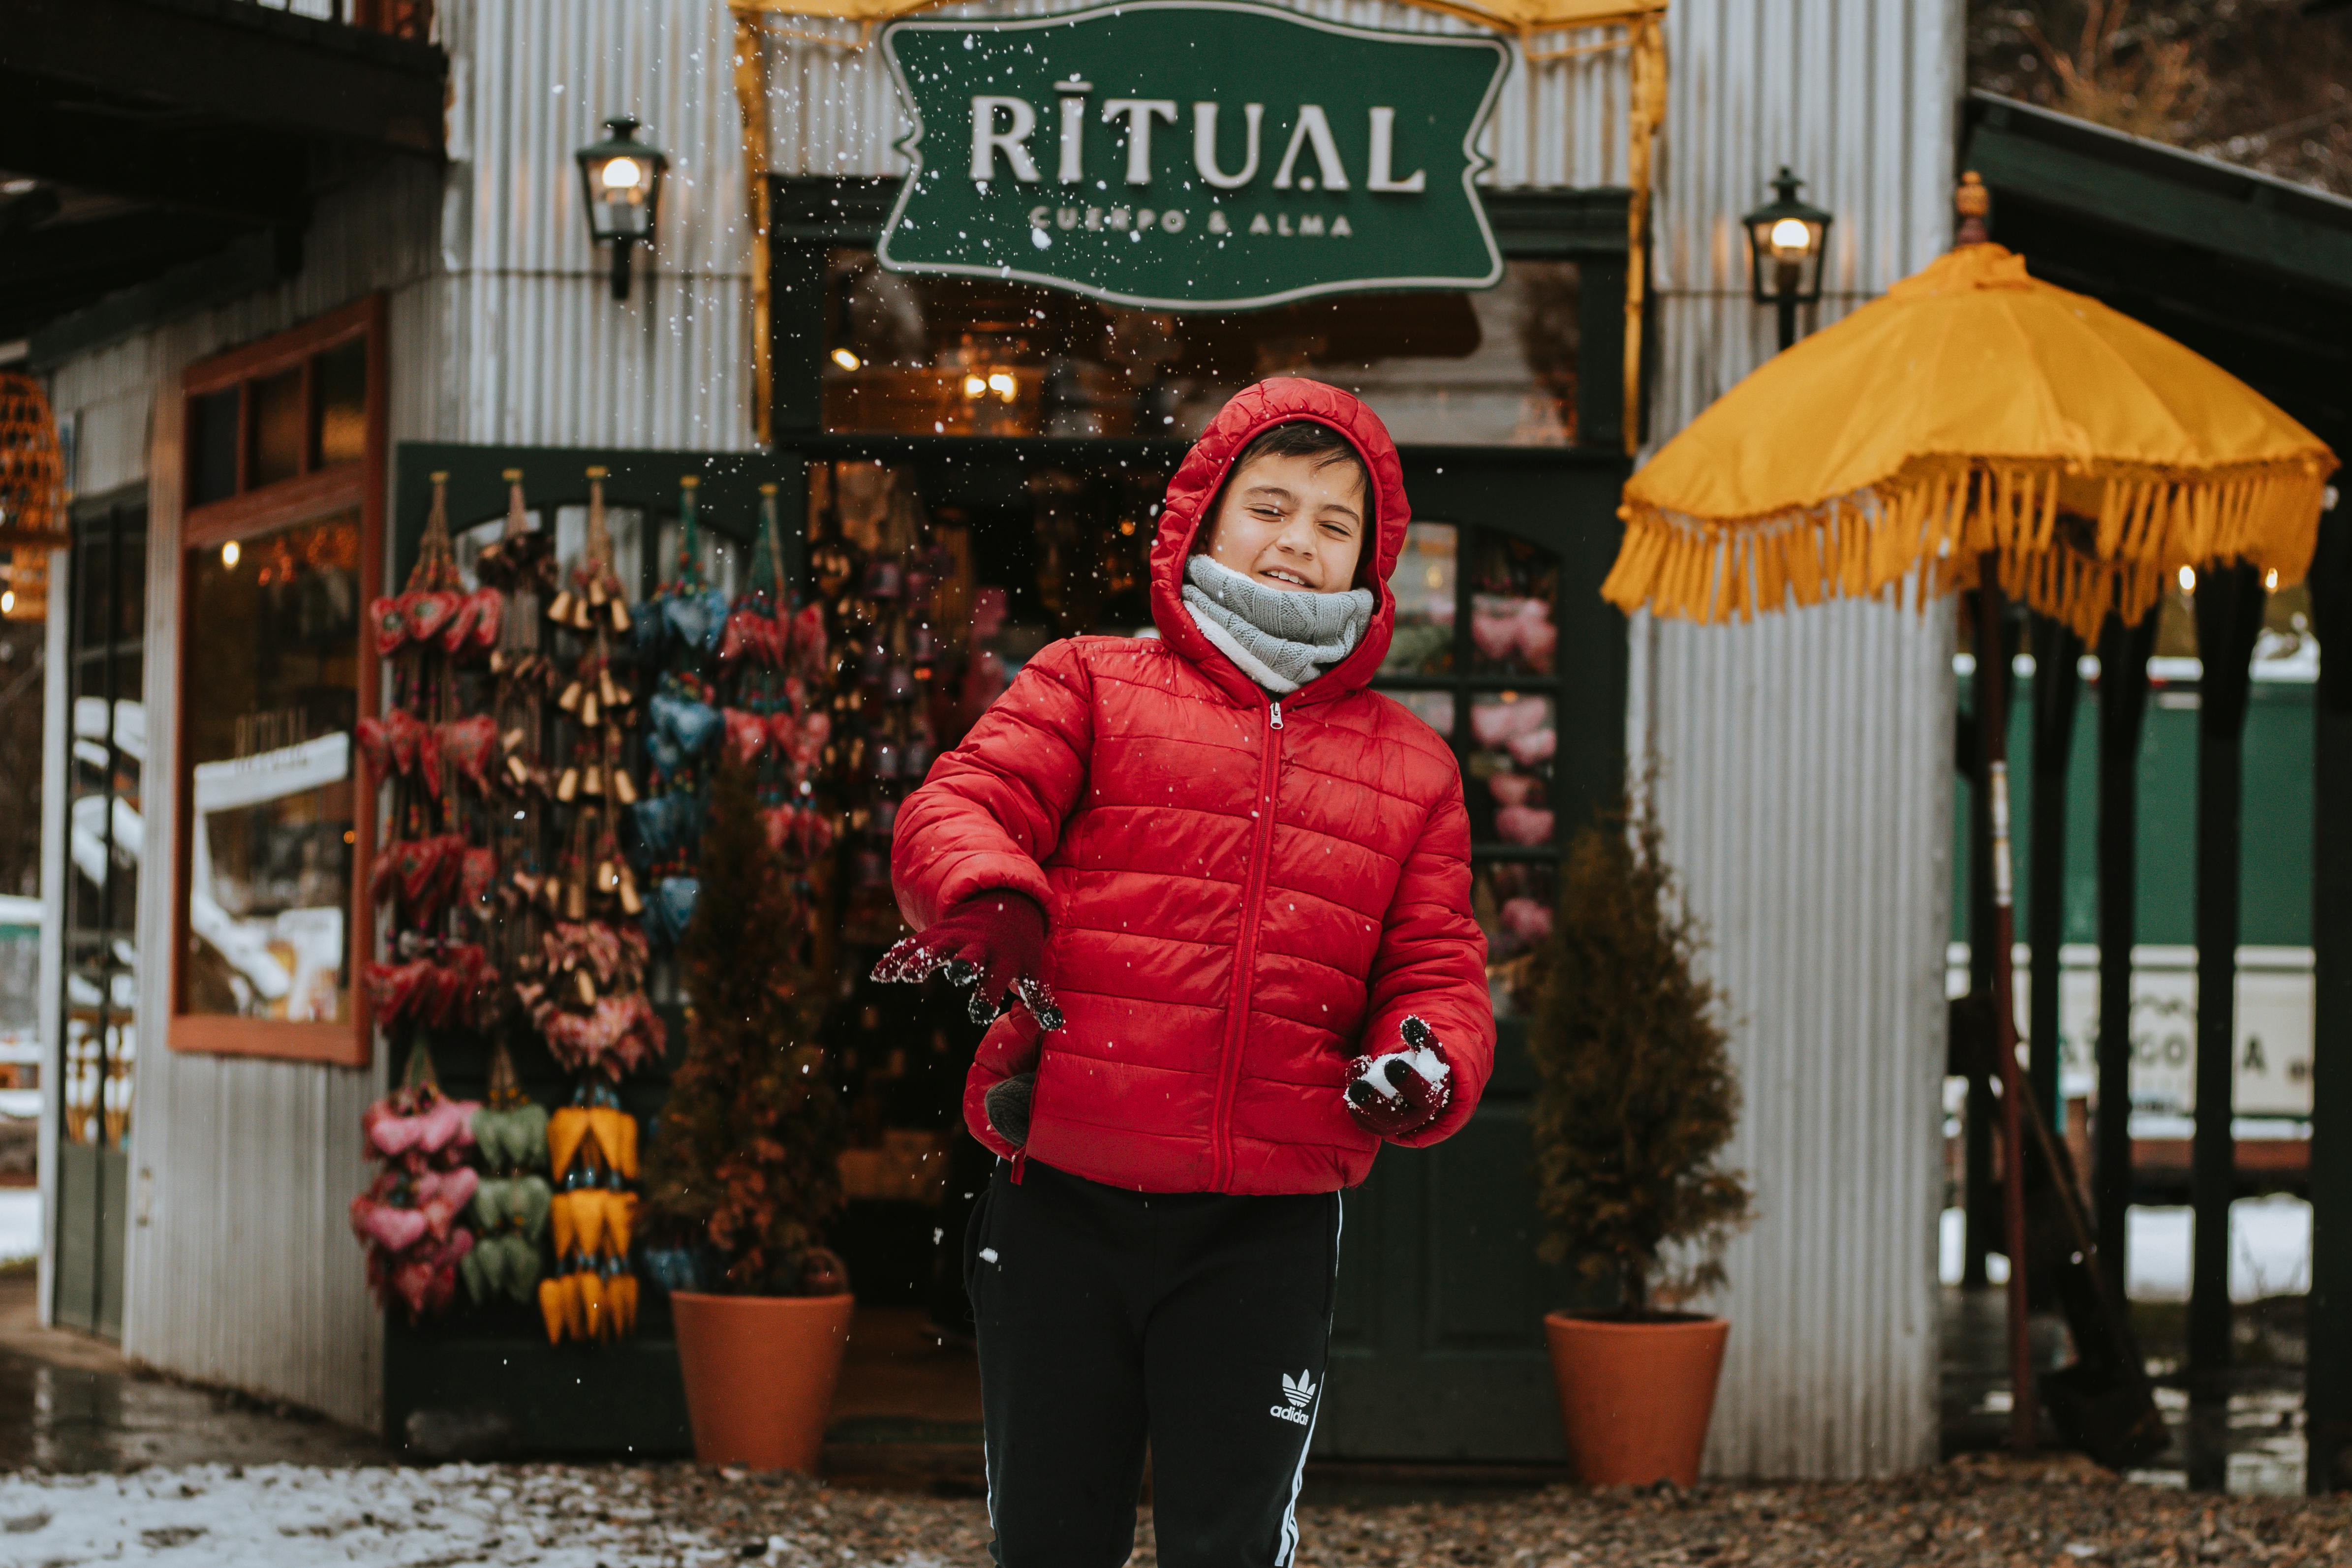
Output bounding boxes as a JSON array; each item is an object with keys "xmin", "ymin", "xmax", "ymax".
[
  {"xmin": 1530, "ymin": 791, "xmax": 1754, "ymax": 1487},
  {"xmin": 643, "ymin": 755, "xmax": 852, "ymax": 1471}
]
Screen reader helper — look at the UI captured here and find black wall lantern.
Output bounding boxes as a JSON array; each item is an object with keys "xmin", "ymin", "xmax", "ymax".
[
  {"xmin": 576, "ymin": 116, "xmax": 669, "ymax": 302},
  {"xmin": 1743, "ymin": 166, "xmax": 1833, "ymax": 351}
]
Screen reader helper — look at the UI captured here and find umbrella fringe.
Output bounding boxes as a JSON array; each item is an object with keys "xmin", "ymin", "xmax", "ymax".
[{"xmin": 1608, "ymin": 455, "xmax": 2330, "ymax": 635}]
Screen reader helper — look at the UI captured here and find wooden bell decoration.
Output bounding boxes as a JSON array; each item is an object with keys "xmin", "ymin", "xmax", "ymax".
[
  {"xmin": 556, "ymin": 680, "xmax": 583, "ymax": 713},
  {"xmin": 611, "ymin": 768, "xmax": 638, "ymax": 805},
  {"xmin": 595, "ymin": 858, "xmax": 619, "ymax": 894},
  {"xmin": 609, "ymin": 598, "xmax": 632, "ymax": 634},
  {"xmin": 580, "ymin": 691, "xmax": 601, "ymax": 729},
  {"xmin": 506, "ymin": 753, "xmax": 531, "ymax": 787},
  {"xmin": 575, "ymin": 967, "xmax": 598, "ymax": 1006},
  {"xmin": 588, "ymin": 576, "xmax": 609, "ymax": 608},
  {"xmin": 582, "ymin": 764, "xmax": 604, "ymax": 798},
  {"xmin": 617, "ymin": 865, "xmax": 644, "ymax": 917},
  {"xmin": 502, "ymin": 726, "xmax": 526, "ymax": 753},
  {"xmin": 597, "ymin": 668, "xmax": 619, "ymax": 708},
  {"xmin": 556, "ymin": 766, "xmax": 580, "ymax": 803},
  {"xmin": 547, "ymin": 587, "xmax": 575, "ymax": 624}
]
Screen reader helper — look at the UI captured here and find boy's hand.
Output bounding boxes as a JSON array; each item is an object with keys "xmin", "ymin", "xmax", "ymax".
[
  {"xmin": 1344, "ymin": 1016, "xmax": 1452, "ymax": 1138},
  {"xmin": 985, "ymin": 1073, "xmax": 1035, "ymax": 1147},
  {"xmin": 872, "ymin": 891, "xmax": 1065, "ymax": 1031}
]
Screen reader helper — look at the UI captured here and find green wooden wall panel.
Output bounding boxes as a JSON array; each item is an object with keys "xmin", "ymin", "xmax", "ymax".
[{"xmin": 1952, "ymin": 673, "xmax": 2316, "ymax": 950}]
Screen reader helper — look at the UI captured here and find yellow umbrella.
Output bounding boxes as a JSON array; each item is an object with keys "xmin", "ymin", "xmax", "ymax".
[{"xmin": 1603, "ymin": 242, "xmax": 2337, "ymax": 639}]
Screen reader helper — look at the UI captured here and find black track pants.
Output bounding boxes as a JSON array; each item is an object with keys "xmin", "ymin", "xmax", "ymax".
[{"xmin": 965, "ymin": 1158, "xmax": 1341, "ymax": 1568}]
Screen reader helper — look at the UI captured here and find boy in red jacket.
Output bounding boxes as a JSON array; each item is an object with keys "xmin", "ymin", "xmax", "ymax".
[{"xmin": 876, "ymin": 378, "xmax": 1491, "ymax": 1568}]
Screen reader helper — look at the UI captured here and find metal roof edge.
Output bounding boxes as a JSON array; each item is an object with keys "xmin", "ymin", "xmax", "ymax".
[
  {"xmin": 1964, "ymin": 94, "xmax": 2352, "ymax": 302},
  {"xmin": 1965, "ymin": 92, "xmax": 2352, "ymax": 231}
]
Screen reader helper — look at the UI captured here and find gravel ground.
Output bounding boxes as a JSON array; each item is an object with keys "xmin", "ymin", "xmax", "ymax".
[{"xmin": 4, "ymin": 1452, "xmax": 2349, "ymax": 1567}]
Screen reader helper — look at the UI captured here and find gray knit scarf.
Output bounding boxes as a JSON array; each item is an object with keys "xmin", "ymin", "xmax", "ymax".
[{"xmin": 1182, "ymin": 553, "xmax": 1376, "ymax": 694}]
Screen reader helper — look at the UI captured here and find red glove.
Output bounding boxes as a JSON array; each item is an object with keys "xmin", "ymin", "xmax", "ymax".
[
  {"xmin": 1345, "ymin": 1016, "xmax": 1452, "ymax": 1138},
  {"xmin": 872, "ymin": 890, "xmax": 1064, "ymax": 1030}
]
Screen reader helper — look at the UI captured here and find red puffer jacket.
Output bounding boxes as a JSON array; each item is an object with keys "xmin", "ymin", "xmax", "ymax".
[{"xmin": 892, "ymin": 378, "xmax": 1493, "ymax": 1194}]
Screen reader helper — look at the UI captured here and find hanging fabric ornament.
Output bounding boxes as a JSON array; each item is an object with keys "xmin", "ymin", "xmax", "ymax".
[{"xmin": 350, "ymin": 1044, "xmax": 483, "ymax": 1324}]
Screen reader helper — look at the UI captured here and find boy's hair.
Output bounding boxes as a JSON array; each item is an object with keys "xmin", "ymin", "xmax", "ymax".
[{"xmin": 1228, "ymin": 421, "xmax": 1371, "ymax": 507}]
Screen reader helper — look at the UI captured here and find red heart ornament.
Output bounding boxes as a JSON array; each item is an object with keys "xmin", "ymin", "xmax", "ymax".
[
  {"xmin": 405, "ymin": 590, "xmax": 460, "ymax": 645},
  {"xmin": 370, "ymin": 594, "xmax": 413, "ymax": 657}
]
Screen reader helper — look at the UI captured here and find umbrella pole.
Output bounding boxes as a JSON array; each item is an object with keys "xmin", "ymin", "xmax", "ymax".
[
  {"xmin": 1977, "ymin": 570, "xmax": 2038, "ymax": 1453},
  {"xmin": 2094, "ymin": 612, "xmax": 2156, "ymax": 1305},
  {"xmin": 2188, "ymin": 562, "xmax": 2267, "ymax": 1490},
  {"xmin": 2028, "ymin": 615, "xmax": 2084, "ymax": 1129}
]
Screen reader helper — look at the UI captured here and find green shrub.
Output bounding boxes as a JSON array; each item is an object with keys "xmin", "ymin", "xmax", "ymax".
[
  {"xmin": 1531, "ymin": 790, "xmax": 1753, "ymax": 1316},
  {"xmin": 642, "ymin": 756, "xmax": 845, "ymax": 1294}
]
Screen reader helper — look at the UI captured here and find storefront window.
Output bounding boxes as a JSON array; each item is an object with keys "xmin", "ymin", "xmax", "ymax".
[
  {"xmin": 1384, "ymin": 522, "xmax": 1457, "ymax": 676},
  {"xmin": 180, "ymin": 513, "xmax": 362, "ymax": 1022},
  {"xmin": 61, "ymin": 499, "xmax": 145, "ymax": 1150},
  {"xmin": 821, "ymin": 247, "xmax": 1580, "ymax": 446},
  {"xmin": 173, "ymin": 295, "xmax": 383, "ymax": 1064}
]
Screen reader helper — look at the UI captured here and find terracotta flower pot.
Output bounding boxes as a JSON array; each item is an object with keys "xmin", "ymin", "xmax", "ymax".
[
  {"xmin": 1544, "ymin": 1312, "xmax": 1730, "ymax": 1487},
  {"xmin": 670, "ymin": 1290, "xmax": 856, "ymax": 1471}
]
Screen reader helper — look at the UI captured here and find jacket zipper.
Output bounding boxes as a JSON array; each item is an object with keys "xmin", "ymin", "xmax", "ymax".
[{"xmin": 1210, "ymin": 697, "xmax": 1284, "ymax": 1189}]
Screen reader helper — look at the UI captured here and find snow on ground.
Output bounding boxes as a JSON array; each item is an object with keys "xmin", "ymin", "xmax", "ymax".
[
  {"xmin": 4, "ymin": 1456, "xmax": 2348, "ymax": 1568},
  {"xmin": 0, "ymin": 1189, "xmax": 35, "ymax": 1264},
  {"xmin": 0, "ymin": 1464, "xmax": 722, "ymax": 1568},
  {"xmin": 1938, "ymin": 1197, "xmax": 2311, "ymax": 1302},
  {"xmin": 0, "ymin": 1464, "xmax": 989, "ymax": 1568}
]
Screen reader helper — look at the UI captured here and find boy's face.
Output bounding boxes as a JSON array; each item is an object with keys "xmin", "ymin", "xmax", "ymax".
[{"xmin": 1198, "ymin": 450, "xmax": 1367, "ymax": 593}]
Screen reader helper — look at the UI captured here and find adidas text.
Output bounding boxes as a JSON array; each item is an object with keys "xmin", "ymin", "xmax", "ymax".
[{"xmin": 1269, "ymin": 1403, "xmax": 1311, "ymax": 1426}]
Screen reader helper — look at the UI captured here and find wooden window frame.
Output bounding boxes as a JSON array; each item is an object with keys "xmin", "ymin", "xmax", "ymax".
[{"xmin": 169, "ymin": 294, "xmax": 387, "ymax": 1067}]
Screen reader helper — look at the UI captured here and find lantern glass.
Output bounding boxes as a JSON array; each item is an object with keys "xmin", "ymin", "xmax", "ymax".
[
  {"xmin": 1742, "ymin": 168, "xmax": 1833, "ymax": 307},
  {"xmin": 575, "ymin": 117, "xmax": 668, "ymax": 246}
]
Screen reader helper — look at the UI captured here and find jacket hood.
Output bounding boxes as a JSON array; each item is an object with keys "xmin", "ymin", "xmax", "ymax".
[{"xmin": 1149, "ymin": 377, "xmax": 1409, "ymax": 707}]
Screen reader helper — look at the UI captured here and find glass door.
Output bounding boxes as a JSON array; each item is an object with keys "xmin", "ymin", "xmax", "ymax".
[
  {"xmin": 55, "ymin": 493, "xmax": 145, "ymax": 1339},
  {"xmin": 1317, "ymin": 448, "xmax": 1628, "ymax": 1461}
]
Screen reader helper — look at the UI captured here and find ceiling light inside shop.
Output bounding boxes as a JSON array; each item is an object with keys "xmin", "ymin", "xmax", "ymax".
[
  {"xmin": 962, "ymin": 374, "xmax": 988, "ymax": 399},
  {"xmin": 0, "ymin": 591, "xmax": 12, "ymax": 615},
  {"xmin": 987, "ymin": 371, "xmax": 1018, "ymax": 400},
  {"xmin": 222, "ymin": 541, "xmax": 241, "ymax": 569},
  {"xmin": 830, "ymin": 348, "xmax": 863, "ymax": 371},
  {"xmin": 2178, "ymin": 565, "xmax": 2195, "ymax": 592}
]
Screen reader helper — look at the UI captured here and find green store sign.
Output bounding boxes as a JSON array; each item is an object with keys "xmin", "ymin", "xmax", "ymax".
[{"xmin": 877, "ymin": 1, "xmax": 1510, "ymax": 311}]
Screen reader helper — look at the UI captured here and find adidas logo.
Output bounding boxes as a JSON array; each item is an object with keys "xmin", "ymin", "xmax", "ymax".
[{"xmin": 1269, "ymin": 1369, "xmax": 1317, "ymax": 1426}]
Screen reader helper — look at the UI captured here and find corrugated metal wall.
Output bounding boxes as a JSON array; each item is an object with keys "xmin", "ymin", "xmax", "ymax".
[
  {"xmin": 1640, "ymin": 0, "xmax": 1962, "ymax": 1479},
  {"xmin": 425, "ymin": 0, "xmax": 755, "ymax": 448},
  {"xmin": 39, "ymin": 0, "xmax": 756, "ymax": 1426}
]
